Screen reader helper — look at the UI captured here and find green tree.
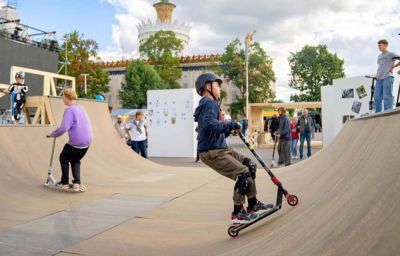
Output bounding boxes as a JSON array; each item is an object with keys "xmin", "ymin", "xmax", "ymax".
[
  {"xmin": 288, "ymin": 44, "xmax": 345, "ymax": 102},
  {"xmin": 217, "ymin": 38, "xmax": 276, "ymax": 116},
  {"xmin": 58, "ymin": 31, "xmax": 109, "ymax": 98},
  {"xmin": 119, "ymin": 60, "xmax": 164, "ymax": 109},
  {"xmin": 139, "ymin": 30, "xmax": 183, "ymax": 89}
]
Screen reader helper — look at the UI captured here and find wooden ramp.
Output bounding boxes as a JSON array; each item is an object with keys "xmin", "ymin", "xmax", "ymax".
[{"xmin": 0, "ymin": 96, "xmax": 399, "ymax": 256}]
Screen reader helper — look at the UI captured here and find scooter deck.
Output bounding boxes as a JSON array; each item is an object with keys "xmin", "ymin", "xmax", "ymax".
[
  {"xmin": 228, "ymin": 205, "xmax": 281, "ymax": 237},
  {"xmin": 44, "ymin": 183, "xmax": 86, "ymax": 193}
]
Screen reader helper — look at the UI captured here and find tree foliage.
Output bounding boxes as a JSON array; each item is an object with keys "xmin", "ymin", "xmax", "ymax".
[
  {"xmin": 288, "ymin": 44, "xmax": 345, "ymax": 102},
  {"xmin": 217, "ymin": 38, "xmax": 276, "ymax": 116},
  {"xmin": 139, "ymin": 30, "xmax": 183, "ymax": 89},
  {"xmin": 58, "ymin": 31, "xmax": 109, "ymax": 98},
  {"xmin": 119, "ymin": 60, "xmax": 165, "ymax": 109}
]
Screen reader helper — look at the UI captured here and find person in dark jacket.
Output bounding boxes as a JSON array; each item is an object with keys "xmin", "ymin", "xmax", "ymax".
[
  {"xmin": 193, "ymin": 73, "xmax": 272, "ymax": 224},
  {"xmin": 270, "ymin": 114, "xmax": 279, "ymax": 141},
  {"xmin": 297, "ymin": 109, "xmax": 313, "ymax": 159},
  {"xmin": 275, "ymin": 107, "xmax": 291, "ymax": 166}
]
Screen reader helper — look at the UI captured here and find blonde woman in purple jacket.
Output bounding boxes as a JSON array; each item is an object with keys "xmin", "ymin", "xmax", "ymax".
[{"xmin": 47, "ymin": 89, "xmax": 92, "ymax": 191}]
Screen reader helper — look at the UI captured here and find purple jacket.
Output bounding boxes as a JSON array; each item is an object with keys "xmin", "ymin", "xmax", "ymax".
[{"xmin": 51, "ymin": 104, "xmax": 92, "ymax": 148}]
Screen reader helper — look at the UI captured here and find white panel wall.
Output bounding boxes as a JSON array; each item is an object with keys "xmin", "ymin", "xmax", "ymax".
[
  {"xmin": 322, "ymin": 74, "xmax": 400, "ymax": 145},
  {"xmin": 147, "ymin": 88, "xmax": 201, "ymax": 157},
  {"xmin": 321, "ymin": 76, "xmax": 373, "ymax": 145}
]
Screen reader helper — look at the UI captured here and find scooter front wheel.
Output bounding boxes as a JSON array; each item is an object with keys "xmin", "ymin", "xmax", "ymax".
[{"xmin": 287, "ymin": 194, "xmax": 298, "ymax": 206}]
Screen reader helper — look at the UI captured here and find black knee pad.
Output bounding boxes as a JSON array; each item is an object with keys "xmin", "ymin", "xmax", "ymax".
[
  {"xmin": 234, "ymin": 172, "xmax": 253, "ymax": 195},
  {"xmin": 243, "ymin": 157, "xmax": 257, "ymax": 179}
]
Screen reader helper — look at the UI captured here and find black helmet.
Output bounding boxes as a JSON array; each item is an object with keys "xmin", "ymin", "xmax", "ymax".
[
  {"xmin": 15, "ymin": 72, "xmax": 25, "ymax": 79},
  {"xmin": 195, "ymin": 73, "xmax": 222, "ymax": 96}
]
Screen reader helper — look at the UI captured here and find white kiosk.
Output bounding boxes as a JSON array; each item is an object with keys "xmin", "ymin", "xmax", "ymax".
[{"xmin": 147, "ymin": 88, "xmax": 201, "ymax": 157}]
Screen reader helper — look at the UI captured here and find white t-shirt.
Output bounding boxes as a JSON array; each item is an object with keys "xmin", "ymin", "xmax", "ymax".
[{"xmin": 126, "ymin": 120, "xmax": 147, "ymax": 141}]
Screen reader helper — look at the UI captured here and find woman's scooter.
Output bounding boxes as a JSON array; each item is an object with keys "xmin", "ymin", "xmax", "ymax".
[{"xmin": 44, "ymin": 137, "xmax": 86, "ymax": 192}]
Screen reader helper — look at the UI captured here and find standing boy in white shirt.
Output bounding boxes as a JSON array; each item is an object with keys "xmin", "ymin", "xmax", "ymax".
[{"xmin": 126, "ymin": 111, "xmax": 148, "ymax": 158}]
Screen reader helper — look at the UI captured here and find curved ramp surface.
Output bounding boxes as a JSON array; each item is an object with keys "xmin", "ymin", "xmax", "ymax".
[{"xmin": 0, "ymin": 97, "xmax": 399, "ymax": 256}]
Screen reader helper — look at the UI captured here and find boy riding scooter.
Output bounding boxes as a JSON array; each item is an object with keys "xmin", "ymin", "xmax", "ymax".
[
  {"xmin": 193, "ymin": 73, "xmax": 273, "ymax": 224},
  {"xmin": 1, "ymin": 72, "xmax": 29, "ymax": 122}
]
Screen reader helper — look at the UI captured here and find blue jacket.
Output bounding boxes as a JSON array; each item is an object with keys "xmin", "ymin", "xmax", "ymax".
[
  {"xmin": 194, "ymin": 97, "xmax": 233, "ymax": 152},
  {"xmin": 277, "ymin": 114, "xmax": 291, "ymax": 141}
]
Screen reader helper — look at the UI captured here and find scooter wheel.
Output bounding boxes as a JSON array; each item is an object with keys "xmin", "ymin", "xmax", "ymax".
[
  {"xmin": 80, "ymin": 185, "xmax": 87, "ymax": 192},
  {"xmin": 228, "ymin": 226, "xmax": 239, "ymax": 238},
  {"xmin": 44, "ymin": 181, "xmax": 49, "ymax": 186},
  {"xmin": 287, "ymin": 194, "xmax": 298, "ymax": 206}
]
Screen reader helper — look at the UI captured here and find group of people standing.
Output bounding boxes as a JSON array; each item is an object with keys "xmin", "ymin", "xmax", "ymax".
[
  {"xmin": 273, "ymin": 108, "xmax": 314, "ymax": 167},
  {"xmin": 114, "ymin": 112, "xmax": 148, "ymax": 158}
]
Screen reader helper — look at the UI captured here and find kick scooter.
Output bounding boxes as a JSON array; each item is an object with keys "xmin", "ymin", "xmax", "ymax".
[
  {"xmin": 365, "ymin": 75, "xmax": 376, "ymax": 112},
  {"xmin": 393, "ymin": 57, "xmax": 400, "ymax": 107},
  {"xmin": 228, "ymin": 132, "xmax": 298, "ymax": 238},
  {"xmin": 44, "ymin": 137, "xmax": 86, "ymax": 192}
]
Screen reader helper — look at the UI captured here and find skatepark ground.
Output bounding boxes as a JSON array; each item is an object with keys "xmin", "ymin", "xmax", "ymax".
[{"xmin": 0, "ymin": 96, "xmax": 399, "ymax": 256}]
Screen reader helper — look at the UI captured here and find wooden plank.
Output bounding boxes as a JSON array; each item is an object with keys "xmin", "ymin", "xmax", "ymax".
[
  {"xmin": 11, "ymin": 66, "xmax": 75, "ymax": 82},
  {"xmin": 43, "ymin": 97, "xmax": 55, "ymax": 125},
  {"xmin": 25, "ymin": 96, "xmax": 45, "ymax": 107},
  {"xmin": 42, "ymin": 76, "xmax": 49, "ymax": 96},
  {"xmin": 0, "ymin": 84, "xmax": 8, "ymax": 99},
  {"xmin": 71, "ymin": 79, "xmax": 76, "ymax": 90},
  {"xmin": 41, "ymin": 105, "xmax": 46, "ymax": 124},
  {"xmin": 25, "ymin": 97, "xmax": 55, "ymax": 124},
  {"xmin": 24, "ymin": 106, "xmax": 31, "ymax": 124},
  {"xmin": 50, "ymin": 78, "xmax": 57, "ymax": 96},
  {"xmin": 32, "ymin": 107, "xmax": 41, "ymax": 125}
]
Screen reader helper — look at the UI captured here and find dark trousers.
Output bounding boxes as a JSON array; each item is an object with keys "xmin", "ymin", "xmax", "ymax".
[
  {"xmin": 131, "ymin": 139, "xmax": 147, "ymax": 158},
  {"xmin": 200, "ymin": 148, "xmax": 257, "ymax": 205},
  {"xmin": 60, "ymin": 144, "xmax": 88, "ymax": 185},
  {"xmin": 13, "ymin": 94, "xmax": 25, "ymax": 121},
  {"xmin": 278, "ymin": 139, "xmax": 291, "ymax": 166}
]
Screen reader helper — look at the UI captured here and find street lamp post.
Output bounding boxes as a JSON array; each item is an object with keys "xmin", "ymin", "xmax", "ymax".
[
  {"xmin": 81, "ymin": 74, "xmax": 89, "ymax": 95},
  {"xmin": 64, "ymin": 35, "xmax": 68, "ymax": 88},
  {"xmin": 245, "ymin": 31, "xmax": 255, "ymax": 119}
]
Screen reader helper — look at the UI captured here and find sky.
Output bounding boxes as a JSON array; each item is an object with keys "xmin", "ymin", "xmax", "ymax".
[{"xmin": 10, "ymin": 0, "xmax": 400, "ymax": 101}]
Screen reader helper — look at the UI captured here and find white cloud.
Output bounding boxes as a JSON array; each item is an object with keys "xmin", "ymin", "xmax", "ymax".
[
  {"xmin": 103, "ymin": 0, "xmax": 400, "ymax": 102},
  {"xmin": 100, "ymin": 0, "xmax": 155, "ymax": 59}
]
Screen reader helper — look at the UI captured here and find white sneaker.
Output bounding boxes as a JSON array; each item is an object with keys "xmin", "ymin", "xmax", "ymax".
[
  {"xmin": 295, "ymin": 156, "xmax": 299, "ymax": 160},
  {"xmin": 72, "ymin": 183, "xmax": 80, "ymax": 191},
  {"xmin": 57, "ymin": 182, "xmax": 70, "ymax": 189}
]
